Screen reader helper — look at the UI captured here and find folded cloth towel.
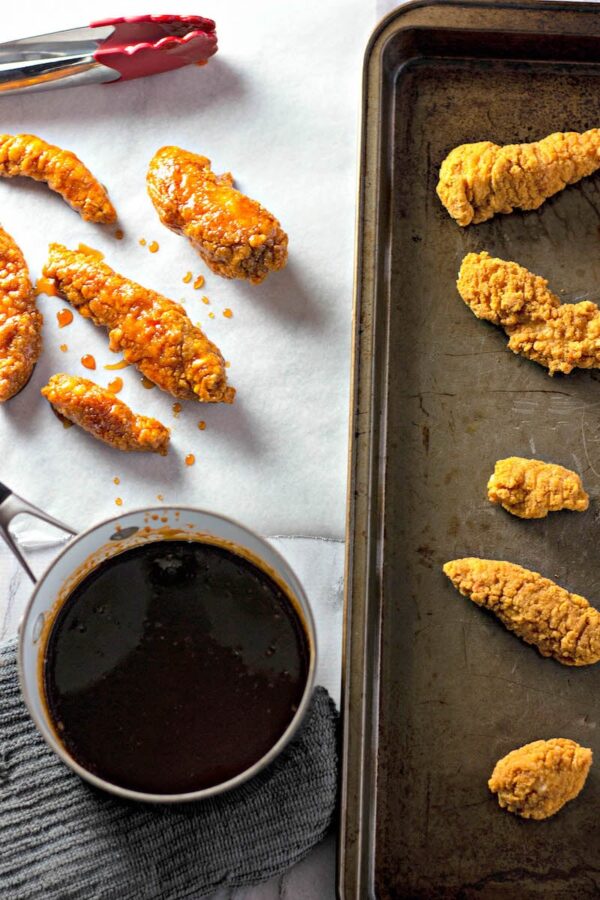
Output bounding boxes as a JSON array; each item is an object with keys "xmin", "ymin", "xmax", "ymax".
[{"xmin": 0, "ymin": 639, "xmax": 338, "ymax": 900}]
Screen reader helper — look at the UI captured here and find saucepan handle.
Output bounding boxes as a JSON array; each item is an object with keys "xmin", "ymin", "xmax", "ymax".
[{"xmin": 0, "ymin": 481, "xmax": 76, "ymax": 583}]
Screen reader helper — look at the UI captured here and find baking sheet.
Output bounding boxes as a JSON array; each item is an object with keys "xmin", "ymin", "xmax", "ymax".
[{"xmin": 342, "ymin": 2, "xmax": 600, "ymax": 897}]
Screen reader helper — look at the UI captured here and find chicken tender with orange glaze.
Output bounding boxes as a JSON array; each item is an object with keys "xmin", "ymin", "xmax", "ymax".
[
  {"xmin": 437, "ymin": 129, "xmax": 600, "ymax": 226},
  {"xmin": 443, "ymin": 558, "xmax": 600, "ymax": 666},
  {"xmin": 0, "ymin": 134, "xmax": 116, "ymax": 224},
  {"xmin": 488, "ymin": 457, "xmax": 589, "ymax": 519},
  {"xmin": 42, "ymin": 374, "xmax": 170, "ymax": 455},
  {"xmin": 43, "ymin": 244, "xmax": 234, "ymax": 403},
  {"xmin": 458, "ymin": 251, "xmax": 600, "ymax": 375},
  {"xmin": 489, "ymin": 739, "xmax": 592, "ymax": 820},
  {"xmin": 0, "ymin": 226, "xmax": 42, "ymax": 402},
  {"xmin": 147, "ymin": 146, "xmax": 288, "ymax": 284}
]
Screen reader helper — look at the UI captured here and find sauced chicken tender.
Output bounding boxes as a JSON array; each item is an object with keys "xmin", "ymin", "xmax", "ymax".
[
  {"xmin": 443, "ymin": 558, "xmax": 600, "ymax": 666},
  {"xmin": 43, "ymin": 244, "xmax": 234, "ymax": 403},
  {"xmin": 0, "ymin": 226, "xmax": 42, "ymax": 402},
  {"xmin": 458, "ymin": 251, "xmax": 600, "ymax": 375},
  {"xmin": 437, "ymin": 129, "xmax": 600, "ymax": 226},
  {"xmin": 489, "ymin": 738, "xmax": 592, "ymax": 820},
  {"xmin": 147, "ymin": 146, "xmax": 288, "ymax": 284},
  {"xmin": 42, "ymin": 374, "xmax": 170, "ymax": 455},
  {"xmin": 0, "ymin": 134, "xmax": 116, "ymax": 223},
  {"xmin": 487, "ymin": 457, "xmax": 589, "ymax": 519}
]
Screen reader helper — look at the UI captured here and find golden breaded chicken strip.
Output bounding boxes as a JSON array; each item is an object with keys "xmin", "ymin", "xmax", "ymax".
[
  {"xmin": 42, "ymin": 374, "xmax": 170, "ymax": 455},
  {"xmin": 0, "ymin": 134, "xmax": 116, "ymax": 224},
  {"xmin": 489, "ymin": 738, "xmax": 592, "ymax": 820},
  {"xmin": 458, "ymin": 251, "xmax": 600, "ymax": 375},
  {"xmin": 488, "ymin": 457, "xmax": 589, "ymax": 519},
  {"xmin": 443, "ymin": 558, "xmax": 600, "ymax": 666},
  {"xmin": 43, "ymin": 244, "xmax": 234, "ymax": 403},
  {"xmin": 0, "ymin": 226, "xmax": 42, "ymax": 402},
  {"xmin": 147, "ymin": 146, "xmax": 288, "ymax": 284},
  {"xmin": 437, "ymin": 130, "xmax": 600, "ymax": 226}
]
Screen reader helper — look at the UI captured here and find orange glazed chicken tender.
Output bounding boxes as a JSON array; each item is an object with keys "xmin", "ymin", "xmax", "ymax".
[{"xmin": 0, "ymin": 225, "xmax": 42, "ymax": 402}]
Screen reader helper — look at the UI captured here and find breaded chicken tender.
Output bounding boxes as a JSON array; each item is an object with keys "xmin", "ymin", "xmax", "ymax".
[
  {"xmin": 458, "ymin": 251, "xmax": 600, "ymax": 375},
  {"xmin": 0, "ymin": 134, "xmax": 116, "ymax": 224},
  {"xmin": 443, "ymin": 558, "xmax": 600, "ymax": 666},
  {"xmin": 437, "ymin": 129, "xmax": 600, "ymax": 226},
  {"xmin": 43, "ymin": 244, "xmax": 234, "ymax": 403},
  {"xmin": 489, "ymin": 738, "xmax": 592, "ymax": 820},
  {"xmin": 488, "ymin": 457, "xmax": 589, "ymax": 519},
  {"xmin": 0, "ymin": 226, "xmax": 42, "ymax": 402},
  {"xmin": 147, "ymin": 146, "xmax": 288, "ymax": 284},
  {"xmin": 42, "ymin": 374, "xmax": 170, "ymax": 455}
]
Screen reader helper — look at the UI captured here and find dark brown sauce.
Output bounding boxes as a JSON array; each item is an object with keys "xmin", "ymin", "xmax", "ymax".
[{"xmin": 43, "ymin": 540, "xmax": 309, "ymax": 794}]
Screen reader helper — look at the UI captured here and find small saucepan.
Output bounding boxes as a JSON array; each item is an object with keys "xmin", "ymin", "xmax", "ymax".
[{"xmin": 0, "ymin": 482, "xmax": 317, "ymax": 803}]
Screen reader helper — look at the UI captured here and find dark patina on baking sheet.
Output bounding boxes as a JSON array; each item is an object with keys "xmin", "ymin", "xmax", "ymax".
[{"xmin": 341, "ymin": 2, "xmax": 600, "ymax": 897}]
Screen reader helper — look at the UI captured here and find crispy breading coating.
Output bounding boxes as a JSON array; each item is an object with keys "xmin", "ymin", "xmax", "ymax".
[
  {"xmin": 437, "ymin": 129, "xmax": 600, "ymax": 226},
  {"xmin": 147, "ymin": 146, "xmax": 288, "ymax": 284},
  {"xmin": 0, "ymin": 226, "xmax": 42, "ymax": 402},
  {"xmin": 42, "ymin": 374, "xmax": 170, "ymax": 455},
  {"xmin": 43, "ymin": 244, "xmax": 234, "ymax": 403},
  {"xmin": 489, "ymin": 738, "xmax": 592, "ymax": 820},
  {"xmin": 457, "ymin": 251, "xmax": 600, "ymax": 375},
  {"xmin": 443, "ymin": 558, "xmax": 600, "ymax": 666},
  {"xmin": 487, "ymin": 457, "xmax": 589, "ymax": 519},
  {"xmin": 0, "ymin": 134, "xmax": 116, "ymax": 224}
]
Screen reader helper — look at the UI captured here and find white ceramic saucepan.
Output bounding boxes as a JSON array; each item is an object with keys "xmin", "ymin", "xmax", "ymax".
[{"xmin": 0, "ymin": 481, "xmax": 317, "ymax": 803}]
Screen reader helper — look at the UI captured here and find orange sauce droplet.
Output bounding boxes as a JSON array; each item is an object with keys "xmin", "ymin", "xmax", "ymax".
[
  {"xmin": 115, "ymin": 228, "xmax": 124, "ymax": 240},
  {"xmin": 141, "ymin": 376, "xmax": 155, "ymax": 389},
  {"xmin": 208, "ymin": 312, "xmax": 215, "ymax": 320},
  {"xmin": 148, "ymin": 241, "xmax": 159, "ymax": 253},
  {"xmin": 81, "ymin": 354, "xmax": 96, "ymax": 370},
  {"xmin": 113, "ymin": 477, "xmax": 120, "ymax": 485},
  {"xmin": 59, "ymin": 343, "xmax": 68, "ymax": 353},
  {"xmin": 194, "ymin": 275, "xmax": 205, "ymax": 290},
  {"xmin": 156, "ymin": 494, "xmax": 164, "ymax": 501},
  {"xmin": 56, "ymin": 308, "xmax": 73, "ymax": 328},
  {"xmin": 139, "ymin": 238, "xmax": 147, "ymax": 246},
  {"xmin": 35, "ymin": 276, "xmax": 58, "ymax": 297},
  {"xmin": 78, "ymin": 243, "xmax": 104, "ymax": 260},
  {"xmin": 104, "ymin": 359, "xmax": 129, "ymax": 371},
  {"xmin": 172, "ymin": 402, "xmax": 182, "ymax": 417},
  {"xmin": 151, "ymin": 514, "xmax": 159, "ymax": 521},
  {"xmin": 107, "ymin": 377, "xmax": 123, "ymax": 394},
  {"xmin": 182, "ymin": 271, "xmax": 193, "ymax": 284},
  {"xmin": 62, "ymin": 419, "xmax": 73, "ymax": 429},
  {"xmin": 115, "ymin": 497, "xmax": 123, "ymax": 507},
  {"xmin": 201, "ymin": 296, "xmax": 210, "ymax": 305},
  {"xmin": 225, "ymin": 361, "xmax": 231, "ymax": 368},
  {"xmin": 198, "ymin": 420, "xmax": 206, "ymax": 431},
  {"xmin": 185, "ymin": 454, "xmax": 195, "ymax": 466},
  {"xmin": 223, "ymin": 308, "xmax": 233, "ymax": 319}
]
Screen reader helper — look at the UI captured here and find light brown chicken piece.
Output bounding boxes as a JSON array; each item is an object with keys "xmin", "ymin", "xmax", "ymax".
[
  {"xmin": 42, "ymin": 374, "xmax": 170, "ymax": 455},
  {"xmin": 437, "ymin": 129, "xmax": 600, "ymax": 226},
  {"xmin": 487, "ymin": 457, "xmax": 589, "ymax": 519},
  {"xmin": 443, "ymin": 558, "xmax": 600, "ymax": 666},
  {"xmin": 458, "ymin": 251, "xmax": 600, "ymax": 375},
  {"xmin": 147, "ymin": 146, "xmax": 288, "ymax": 284},
  {"xmin": 0, "ymin": 226, "xmax": 42, "ymax": 402},
  {"xmin": 489, "ymin": 738, "xmax": 592, "ymax": 820},
  {"xmin": 43, "ymin": 244, "xmax": 234, "ymax": 403},
  {"xmin": 0, "ymin": 134, "xmax": 116, "ymax": 224}
]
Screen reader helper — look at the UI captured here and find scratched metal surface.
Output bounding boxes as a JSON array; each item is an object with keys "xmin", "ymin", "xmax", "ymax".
[{"xmin": 346, "ymin": 4, "xmax": 600, "ymax": 899}]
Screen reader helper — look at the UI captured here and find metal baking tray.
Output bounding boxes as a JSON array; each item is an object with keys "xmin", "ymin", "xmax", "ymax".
[{"xmin": 340, "ymin": 2, "xmax": 600, "ymax": 897}]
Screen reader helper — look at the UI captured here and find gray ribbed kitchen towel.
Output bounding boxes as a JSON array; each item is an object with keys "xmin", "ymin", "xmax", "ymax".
[{"xmin": 0, "ymin": 639, "xmax": 338, "ymax": 900}]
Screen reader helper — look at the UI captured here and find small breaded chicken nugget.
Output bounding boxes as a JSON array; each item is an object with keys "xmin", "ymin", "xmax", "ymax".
[
  {"xmin": 42, "ymin": 374, "xmax": 170, "ymax": 454},
  {"xmin": 457, "ymin": 251, "xmax": 600, "ymax": 375},
  {"xmin": 487, "ymin": 457, "xmax": 589, "ymax": 519},
  {"xmin": 437, "ymin": 129, "xmax": 600, "ymax": 226},
  {"xmin": 147, "ymin": 146, "xmax": 288, "ymax": 284},
  {"xmin": 43, "ymin": 244, "xmax": 234, "ymax": 403},
  {"xmin": 489, "ymin": 738, "xmax": 592, "ymax": 820},
  {"xmin": 443, "ymin": 558, "xmax": 600, "ymax": 666},
  {"xmin": 0, "ymin": 225, "xmax": 42, "ymax": 402},
  {"xmin": 0, "ymin": 134, "xmax": 116, "ymax": 224}
]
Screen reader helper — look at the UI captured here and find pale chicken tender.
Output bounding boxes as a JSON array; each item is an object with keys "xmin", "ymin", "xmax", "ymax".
[
  {"xmin": 443, "ymin": 558, "xmax": 600, "ymax": 666},
  {"xmin": 147, "ymin": 146, "xmax": 288, "ymax": 284},
  {"xmin": 42, "ymin": 374, "xmax": 170, "ymax": 455},
  {"xmin": 0, "ymin": 134, "xmax": 116, "ymax": 223},
  {"xmin": 488, "ymin": 457, "xmax": 589, "ymax": 519},
  {"xmin": 0, "ymin": 225, "xmax": 42, "ymax": 401},
  {"xmin": 458, "ymin": 251, "xmax": 600, "ymax": 375},
  {"xmin": 437, "ymin": 129, "xmax": 600, "ymax": 226},
  {"xmin": 489, "ymin": 738, "xmax": 592, "ymax": 820}
]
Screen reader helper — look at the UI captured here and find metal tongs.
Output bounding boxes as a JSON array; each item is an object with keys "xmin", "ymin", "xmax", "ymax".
[{"xmin": 0, "ymin": 14, "xmax": 218, "ymax": 95}]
